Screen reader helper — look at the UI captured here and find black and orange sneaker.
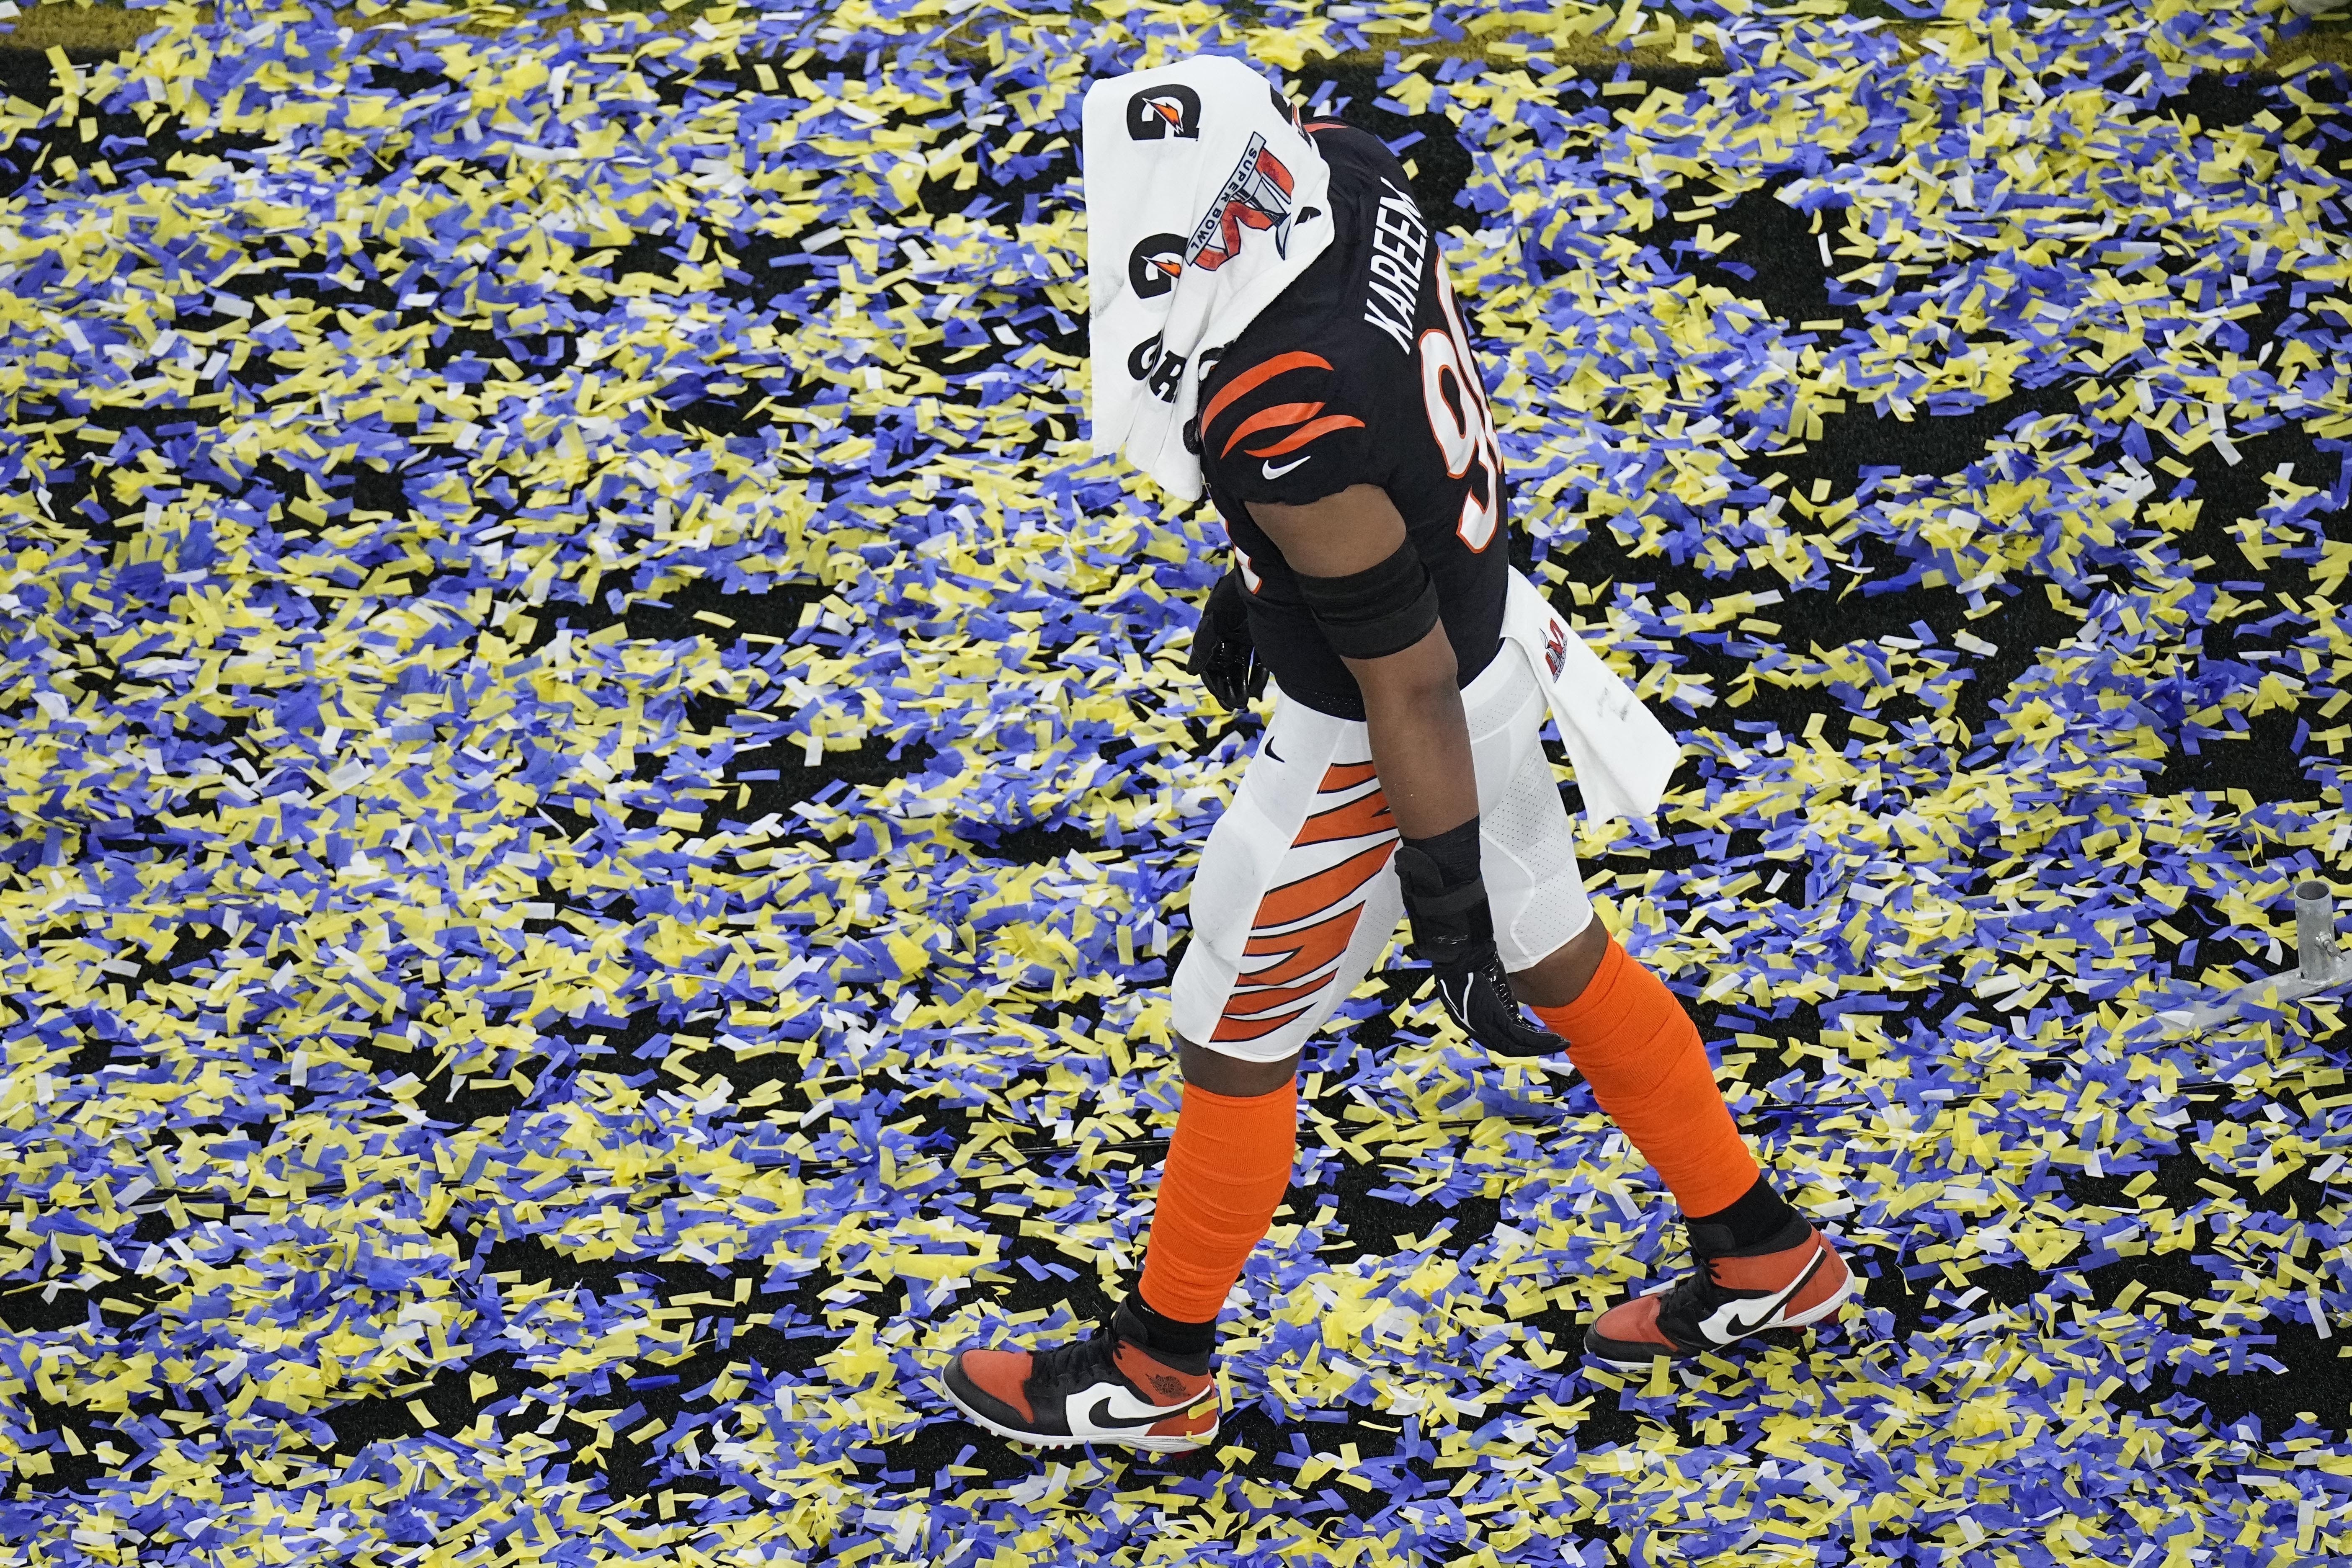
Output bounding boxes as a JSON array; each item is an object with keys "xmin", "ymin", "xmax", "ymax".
[
  {"xmin": 1585, "ymin": 1213, "xmax": 1855, "ymax": 1367},
  {"xmin": 941, "ymin": 1304, "xmax": 1219, "ymax": 1454}
]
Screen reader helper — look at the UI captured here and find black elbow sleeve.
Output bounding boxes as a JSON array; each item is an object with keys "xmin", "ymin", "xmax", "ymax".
[{"xmin": 1296, "ymin": 539, "xmax": 1442, "ymax": 661}]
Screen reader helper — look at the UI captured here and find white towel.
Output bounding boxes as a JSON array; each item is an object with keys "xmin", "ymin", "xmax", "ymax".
[
  {"xmin": 1499, "ymin": 569, "xmax": 1682, "ymax": 828},
  {"xmin": 1082, "ymin": 58, "xmax": 1334, "ymax": 502}
]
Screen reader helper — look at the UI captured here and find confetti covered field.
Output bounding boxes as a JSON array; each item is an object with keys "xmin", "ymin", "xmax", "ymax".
[{"xmin": 7, "ymin": 0, "xmax": 2352, "ymax": 1563}]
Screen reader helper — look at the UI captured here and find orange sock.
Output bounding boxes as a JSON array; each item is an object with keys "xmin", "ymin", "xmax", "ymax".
[
  {"xmin": 1136, "ymin": 1079, "xmax": 1299, "ymax": 1323},
  {"xmin": 1530, "ymin": 934, "xmax": 1758, "ymax": 1217}
]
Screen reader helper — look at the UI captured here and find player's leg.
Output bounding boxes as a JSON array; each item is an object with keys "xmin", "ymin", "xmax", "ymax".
[
  {"xmin": 1468, "ymin": 650, "xmax": 1855, "ymax": 1364},
  {"xmin": 941, "ymin": 696, "xmax": 1397, "ymax": 1451}
]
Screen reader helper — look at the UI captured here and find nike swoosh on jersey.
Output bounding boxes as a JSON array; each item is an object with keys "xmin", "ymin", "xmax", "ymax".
[
  {"xmin": 1701, "ymin": 1243, "xmax": 1827, "ymax": 1343},
  {"xmin": 1075, "ymin": 1388, "xmax": 1207, "ymax": 1431},
  {"xmin": 1262, "ymin": 454, "xmax": 1311, "ymax": 479}
]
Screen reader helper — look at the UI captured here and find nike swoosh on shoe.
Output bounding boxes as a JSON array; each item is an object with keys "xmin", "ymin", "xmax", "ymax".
[
  {"xmin": 1077, "ymin": 1391, "xmax": 1210, "ymax": 1431},
  {"xmin": 1703, "ymin": 1242, "xmax": 1827, "ymax": 1343}
]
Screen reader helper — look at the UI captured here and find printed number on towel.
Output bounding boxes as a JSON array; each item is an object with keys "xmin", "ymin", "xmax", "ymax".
[{"xmin": 1416, "ymin": 271, "xmax": 1504, "ymax": 552}]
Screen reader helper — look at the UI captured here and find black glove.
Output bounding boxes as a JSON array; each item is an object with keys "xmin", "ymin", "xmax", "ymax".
[
  {"xmin": 1395, "ymin": 838, "xmax": 1567, "ymax": 1058},
  {"xmin": 1187, "ymin": 568, "xmax": 1266, "ymax": 712}
]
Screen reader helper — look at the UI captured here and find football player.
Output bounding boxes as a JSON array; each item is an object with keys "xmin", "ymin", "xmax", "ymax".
[{"xmin": 940, "ymin": 59, "xmax": 1852, "ymax": 1453}]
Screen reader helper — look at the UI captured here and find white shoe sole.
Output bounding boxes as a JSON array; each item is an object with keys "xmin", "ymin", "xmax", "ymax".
[
  {"xmin": 1588, "ymin": 1261, "xmax": 1862, "ymax": 1371},
  {"xmin": 938, "ymin": 1376, "xmax": 1219, "ymax": 1455}
]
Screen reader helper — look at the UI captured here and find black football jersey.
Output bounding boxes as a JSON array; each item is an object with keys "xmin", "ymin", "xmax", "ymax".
[{"xmin": 1194, "ymin": 122, "xmax": 1510, "ymax": 720}]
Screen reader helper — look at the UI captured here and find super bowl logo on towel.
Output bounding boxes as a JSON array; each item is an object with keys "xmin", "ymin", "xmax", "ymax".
[
  {"xmin": 1127, "ymin": 83, "xmax": 1200, "ymax": 139},
  {"xmin": 1127, "ymin": 233, "xmax": 1187, "ymax": 301},
  {"xmin": 1186, "ymin": 133, "xmax": 1299, "ymax": 271},
  {"xmin": 1545, "ymin": 619, "xmax": 1568, "ymax": 680}
]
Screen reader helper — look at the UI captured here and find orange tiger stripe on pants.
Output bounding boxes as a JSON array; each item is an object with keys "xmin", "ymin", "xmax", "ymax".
[{"xmin": 1207, "ymin": 764, "xmax": 1395, "ymax": 1045}]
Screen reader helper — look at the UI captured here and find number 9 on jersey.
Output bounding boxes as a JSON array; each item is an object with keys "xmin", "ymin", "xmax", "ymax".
[{"xmin": 1417, "ymin": 270, "xmax": 1506, "ymax": 552}]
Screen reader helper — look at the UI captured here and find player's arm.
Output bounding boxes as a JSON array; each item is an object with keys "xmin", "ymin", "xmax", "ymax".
[
  {"xmin": 1243, "ymin": 485, "xmax": 1472, "ymax": 839},
  {"xmin": 1246, "ymin": 484, "xmax": 1562, "ymax": 1060}
]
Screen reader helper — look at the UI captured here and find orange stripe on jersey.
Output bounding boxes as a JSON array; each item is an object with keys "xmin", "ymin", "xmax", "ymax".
[
  {"xmin": 1221, "ymin": 400, "xmax": 1326, "ymax": 458},
  {"xmin": 1240, "ymin": 903, "xmax": 1362, "ymax": 987},
  {"xmin": 1292, "ymin": 787, "xmax": 1395, "ymax": 848},
  {"xmin": 1199, "ymin": 351, "xmax": 1332, "ymax": 441},
  {"xmin": 1244, "ymin": 413, "xmax": 1367, "ymax": 459},
  {"xmin": 1318, "ymin": 760, "xmax": 1379, "ymax": 793},
  {"xmin": 1252, "ymin": 839, "xmax": 1395, "ymax": 935}
]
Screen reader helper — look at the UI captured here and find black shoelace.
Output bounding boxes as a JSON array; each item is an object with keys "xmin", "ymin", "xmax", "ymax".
[
  {"xmin": 1026, "ymin": 1318, "xmax": 1122, "ymax": 1395},
  {"xmin": 1651, "ymin": 1258, "xmax": 1733, "ymax": 1346}
]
